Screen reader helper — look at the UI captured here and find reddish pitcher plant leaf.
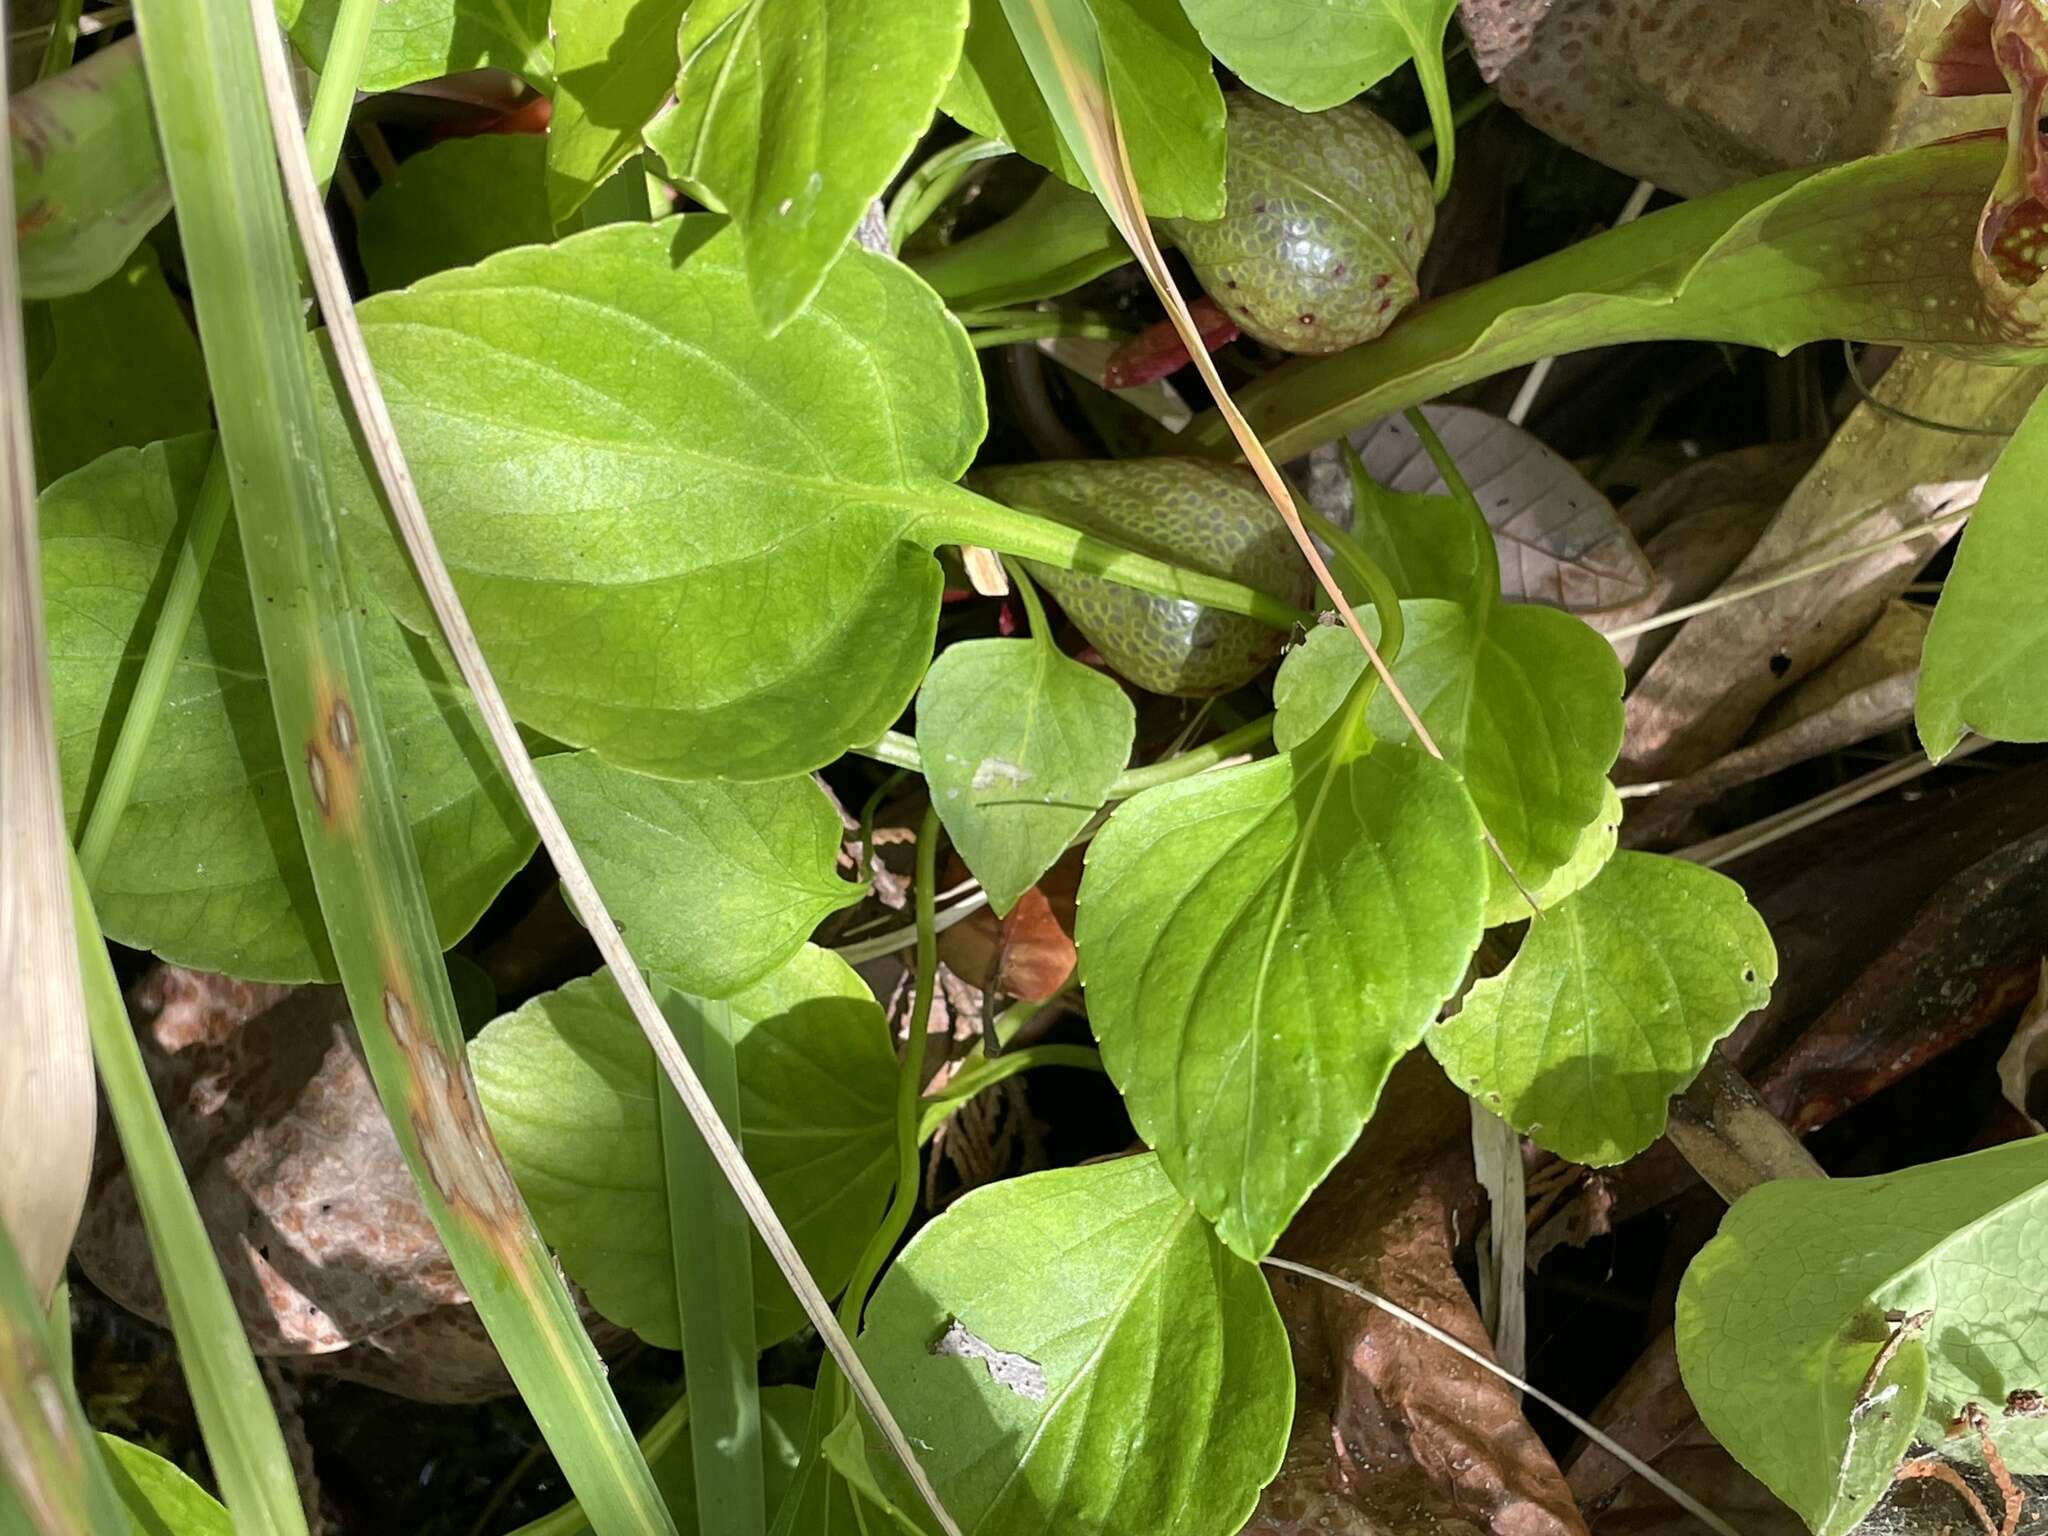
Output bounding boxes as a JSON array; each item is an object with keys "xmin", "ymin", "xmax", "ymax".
[{"xmin": 1944, "ymin": 0, "xmax": 2048, "ymax": 339}]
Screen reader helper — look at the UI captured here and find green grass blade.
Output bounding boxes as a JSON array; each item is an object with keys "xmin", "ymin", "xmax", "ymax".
[
  {"xmin": 74, "ymin": 0, "xmax": 369, "ymax": 880},
  {"xmin": 0, "ymin": 1217, "xmax": 126, "ymax": 1536},
  {"xmin": 131, "ymin": 0, "xmax": 677, "ymax": 1528},
  {"xmin": 67, "ymin": 853, "xmax": 309, "ymax": 1535},
  {"xmin": 247, "ymin": 7, "xmax": 960, "ymax": 1529},
  {"xmin": 0, "ymin": 21, "xmax": 93, "ymax": 1304},
  {"xmin": 661, "ymin": 993, "xmax": 766, "ymax": 1536}
]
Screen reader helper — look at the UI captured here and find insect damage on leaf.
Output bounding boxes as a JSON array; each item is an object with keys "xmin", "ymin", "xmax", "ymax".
[{"xmin": 930, "ymin": 1318, "xmax": 1049, "ymax": 1401}]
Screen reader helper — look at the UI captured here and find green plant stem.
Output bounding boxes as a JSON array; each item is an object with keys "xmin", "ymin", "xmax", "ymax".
[
  {"xmin": 72, "ymin": 0, "xmax": 370, "ymax": 881},
  {"xmin": 74, "ymin": 451, "xmax": 232, "ymax": 879},
  {"xmin": 660, "ymin": 992, "xmax": 766, "ymax": 1536},
  {"xmin": 1004, "ymin": 554, "xmax": 1053, "ymax": 647},
  {"xmin": 34, "ymin": 0, "xmax": 85, "ymax": 80},
  {"xmin": 919, "ymin": 488, "xmax": 1309, "ymax": 630},
  {"xmin": 136, "ymin": 0, "xmax": 675, "ymax": 1525},
  {"xmin": 857, "ymin": 713, "xmax": 1274, "ymax": 799},
  {"xmin": 302, "ymin": 0, "xmax": 377, "ymax": 195},
  {"xmin": 1404, "ymin": 405, "xmax": 1501, "ymax": 601},
  {"xmin": 1406, "ymin": 87, "xmax": 1495, "ymax": 154},
  {"xmin": 67, "ymin": 853, "xmax": 309, "ymax": 1532},
  {"xmin": 917, "ymin": 1045, "xmax": 1103, "ymax": 1143},
  {"xmin": 0, "ymin": 1208, "xmax": 127, "ymax": 1536},
  {"xmin": 886, "ymin": 133, "xmax": 1008, "ymax": 250},
  {"xmin": 837, "ymin": 803, "xmax": 945, "ymax": 1340},
  {"xmin": 1299, "ymin": 492, "xmax": 1403, "ymax": 663},
  {"xmin": 969, "ymin": 319, "xmax": 1123, "ymax": 348}
]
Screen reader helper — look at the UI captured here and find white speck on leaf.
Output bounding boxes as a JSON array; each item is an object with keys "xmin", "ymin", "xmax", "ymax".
[{"xmin": 971, "ymin": 757, "xmax": 1034, "ymax": 791}]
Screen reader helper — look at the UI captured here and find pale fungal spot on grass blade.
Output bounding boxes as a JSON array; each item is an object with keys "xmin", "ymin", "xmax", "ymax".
[{"xmin": 931, "ymin": 1318, "xmax": 1048, "ymax": 1401}]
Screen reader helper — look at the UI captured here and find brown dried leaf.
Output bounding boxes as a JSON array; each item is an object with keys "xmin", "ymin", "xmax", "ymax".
[
  {"xmin": 1458, "ymin": 0, "xmax": 1998, "ymax": 197},
  {"xmin": 1599, "ymin": 445, "xmax": 1814, "ymax": 685},
  {"xmin": 1633, "ymin": 601, "xmax": 1926, "ymax": 825},
  {"xmin": 1306, "ymin": 404, "xmax": 1651, "ymax": 613},
  {"xmin": 73, "ymin": 965, "xmax": 621, "ymax": 1402},
  {"xmin": 1249, "ymin": 1056, "xmax": 1589, "ymax": 1536},
  {"xmin": 1996, "ymin": 961, "xmax": 2048, "ymax": 1131},
  {"xmin": 1621, "ymin": 353, "xmax": 2039, "ymax": 782},
  {"xmin": 994, "ymin": 886, "xmax": 1077, "ymax": 1003}
]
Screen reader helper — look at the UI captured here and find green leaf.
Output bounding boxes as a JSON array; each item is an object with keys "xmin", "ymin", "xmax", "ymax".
[
  {"xmin": 1430, "ymin": 852, "xmax": 1776, "ymax": 1163},
  {"xmin": 317, "ymin": 217, "xmax": 983, "ymax": 781},
  {"xmin": 282, "ymin": 0, "xmax": 552, "ymax": 91},
  {"xmin": 1481, "ymin": 777, "xmax": 1619, "ymax": 929},
  {"xmin": 1178, "ymin": 0, "xmax": 1454, "ymax": 113},
  {"xmin": 1919, "ymin": 387, "xmax": 2048, "ymax": 760},
  {"xmin": 357, "ymin": 134, "xmax": 634, "ymax": 293},
  {"xmin": 1677, "ymin": 1137, "xmax": 2048, "ymax": 1533},
  {"xmin": 1202, "ymin": 136, "xmax": 2043, "ymax": 462},
  {"xmin": 1077, "ymin": 730, "xmax": 1487, "ymax": 1258},
  {"xmin": 101, "ymin": 1436, "xmax": 231, "ymax": 1536},
  {"xmin": 916, "ymin": 636, "xmax": 1134, "ymax": 915},
  {"xmin": 645, "ymin": 0, "xmax": 967, "ymax": 330},
  {"xmin": 11, "ymin": 39, "xmax": 170, "ymax": 302},
  {"xmin": 537, "ymin": 750, "xmax": 862, "ymax": 998},
  {"xmin": 42, "ymin": 436, "xmax": 534, "ymax": 982},
  {"xmin": 906, "ymin": 175, "xmax": 1125, "ymax": 311},
  {"xmin": 545, "ymin": 0, "xmax": 688, "ymax": 219},
  {"xmin": 941, "ymin": 0, "xmax": 1225, "ymax": 220},
  {"xmin": 29, "ymin": 247, "xmax": 209, "ymax": 487},
  {"xmin": 471, "ymin": 949, "xmax": 898, "ymax": 1350},
  {"xmin": 1271, "ymin": 615, "xmax": 1381, "ymax": 754},
  {"xmin": 841, "ymin": 1154, "xmax": 1292, "ymax": 1535},
  {"xmin": 1273, "ymin": 599, "xmax": 1623, "ymax": 892}
]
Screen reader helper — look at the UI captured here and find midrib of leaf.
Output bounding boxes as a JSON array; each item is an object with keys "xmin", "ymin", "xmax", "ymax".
[{"xmin": 673, "ymin": 3, "xmax": 762, "ymax": 190}]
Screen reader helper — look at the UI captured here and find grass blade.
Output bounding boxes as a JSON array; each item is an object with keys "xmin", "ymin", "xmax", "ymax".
[
  {"xmin": 661, "ymin": 993, "xmax": 766, "ymax": 1536},
  {"xmin": 0, "ymin": 19, "xmax": 92, "ymax": 1304},
  {"xmin": 0, "ymin": 1212, "xmax": 126, "ymax": 1536},
  {"xmin": 243, "ymin": 6, "xmax": 964, "ymax": 1531},
  {"xmin": 131, "ymin": 0, "xmax": 677, "ymax": 1528},
  {"xmin": 67, "ymin": 854, "xmax": 310, "ymax": 1534}
]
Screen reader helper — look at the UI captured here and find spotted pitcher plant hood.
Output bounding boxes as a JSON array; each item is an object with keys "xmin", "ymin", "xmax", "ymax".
[{"xmin": 1921, "ymin": 0, "xmax": 2048, "ymax": 340}]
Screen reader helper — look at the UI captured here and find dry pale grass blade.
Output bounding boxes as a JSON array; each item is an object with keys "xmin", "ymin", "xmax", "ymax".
[
  {"xmin": 0, "ymin": 36, "xmax": 92, "ymax": 1304},
  {"xmin": 997, "ymin": 0, "xmax": 1440, "ymax": 754},
  {"xmin": 243, "ymin": 13, "xmax": 960, "ymax": 1534}
]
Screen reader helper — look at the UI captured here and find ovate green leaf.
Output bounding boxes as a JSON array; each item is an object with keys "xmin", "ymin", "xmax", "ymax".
[
  {"xmin": 842, "ymin": 1154, "xmax": 1292, "ymax": 1535},
  {"xmin": 318, "ymin": 218, "xmax": 984, "ymax": 780},
  {"xmin": 1271, "ymin": 614, "xmax": 1381, "ymax": 754},
  {"xmin": 645, "ymin": 0, "xmax": 967, "ymax": 330},
  {"xmin": 1919, "ymin": 386, "xmax": 2048, "ymax": 760},
  {"xmin": 30, "ymin": 248, "xmax": 207, "ymax": 488},
  {"xmin": 1273, "ymin": 599, "xmax": 1623, "ymax": 891},
  {"xmin": 1178, "ymin": 0, "xmax": 1457, "ymax": 115},
  {"xmin": 916, "ymin": 637, "xmax": 1134, "ymax": 915},
  {"xmin": 472, "ymin": 950, "xmax": 897, "ymax": 1349},
  {"xmin": 42, "ymin": 436, "xmax": 533, "ymax": 981},
  {"xmin": 1431, "ymin": 852, "xmax": 1776, "ymax": 1163},
  {"xmin": 941, "ymin": 0, "xmax": 1225, "ymax": 220},
  {"xmin": 1677, "ymin": 1138, "xmax": 2048, "ymax": 1533},
  {"xmin": 101, "ymin": 1435, "xmax": 231, "ymax": 1536},
  {"xmin": 282, "ymin": 0, "xmax": 552, "ymax": 91},
  {"xmin": 537, "ymin": 750, "xmax": 862, "ymax": 997},
  {"xmin": 1077, "ymin": 732, "xmax": 1486, "ymax": 1258},
  {"xmin": 1481, "ymin": 778, "xmax": 1619, "ymax": 928},
  {"xmin": 357, "ymin": 135, "xmax": 633, "ymax": 293},
  {"xmin": 545, "ymin": 0, "xmax": 688, "ymax": 218}
]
